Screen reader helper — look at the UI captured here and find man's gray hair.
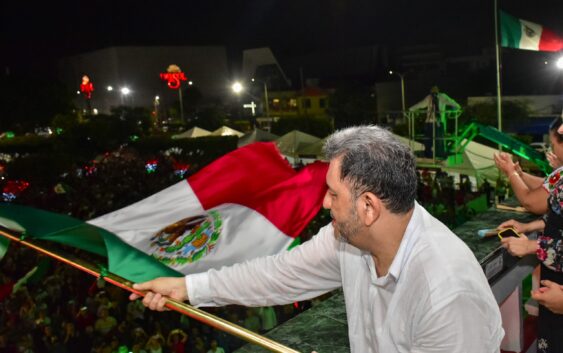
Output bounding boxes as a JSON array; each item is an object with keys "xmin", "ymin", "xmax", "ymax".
[{"xmin": 324, "ymin": 125, "xmax": 417, "ymax": 214}]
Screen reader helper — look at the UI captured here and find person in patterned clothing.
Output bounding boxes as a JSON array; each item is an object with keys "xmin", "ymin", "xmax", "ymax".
[{"xmin": 497, "ymin": 117, "xmax": 563, "ymax": 353}]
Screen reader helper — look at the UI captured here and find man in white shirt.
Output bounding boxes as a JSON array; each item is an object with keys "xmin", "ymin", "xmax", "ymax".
[
  {"xmin": 130, "ymin": 125, "xmax": 504, "ymax": 353},
  {"xmin": 409, "ymin": 86, "xmax": 461, "ymax": 159}
]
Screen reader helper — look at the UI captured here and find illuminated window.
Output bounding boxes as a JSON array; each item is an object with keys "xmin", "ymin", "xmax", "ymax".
[
  {"xmin": 272, "ymin": 98, "xmax": 280, "ymax": 110},
  {"xmin": 289, "ymin": 99, "xmax": 298, "ymax": 111}
]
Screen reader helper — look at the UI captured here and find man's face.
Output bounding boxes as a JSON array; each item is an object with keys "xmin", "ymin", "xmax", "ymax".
[{"xmin": 323, "ymin": 158, "xmax": 362, "ymax": 242}]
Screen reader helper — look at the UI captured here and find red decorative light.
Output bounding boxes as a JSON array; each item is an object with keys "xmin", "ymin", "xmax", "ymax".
[
  {"xmin": 160, "ymin": 72, "xmax": 187, "ymax": 90},
  {"xmin": 80, "ymin": 75, "xmax": 94, "ymax": 99},
  {"xmin": 3, "ymin": 180, "xmax": 30, "ymax": 194},
  {"xmin": 2, "ymin": 180, "xmax": 30, "ymax": 201}
]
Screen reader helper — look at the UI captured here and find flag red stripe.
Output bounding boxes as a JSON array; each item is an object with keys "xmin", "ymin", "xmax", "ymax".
[
  {"xmin": 188, "ymin": 142, "xmax": 329, "ymax": 238},
  {"xmin": 249, "ymin": 161, "xmax": 328, "ymax": 238},
  {"xmin": 539, "ymin": 28, "xmax": 563, "ymax": 52},
  {"xmin": 188, "ymin": 143, "xmax": 295, "ymax": 210}
]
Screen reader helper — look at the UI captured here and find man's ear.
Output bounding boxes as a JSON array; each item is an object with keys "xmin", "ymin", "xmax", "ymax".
[{"xmin": 358, "ymin": 192, "xmax": 381, "ymax": 226}]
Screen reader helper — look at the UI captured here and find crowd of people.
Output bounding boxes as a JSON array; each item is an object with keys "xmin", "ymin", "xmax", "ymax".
[
  {"xmin": 0, "ymin": 243, "xmax": 313, "ymax": 353},
  {"xmin": 0, "ymin": 146, "xmax": 327, "ymax": 353}
]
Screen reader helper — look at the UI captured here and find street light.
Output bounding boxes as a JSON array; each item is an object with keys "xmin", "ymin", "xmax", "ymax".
[
  {"xmin": 231, "ymin": 82, "xmax": 243, "ymax": 94},
  {"xmin": 120, "ymin": 87, "xmax": 131, "ymax": 105},
  {"xmin": 388, "ymin": 70, "xmax": 406, "ymax": 116},
  {"xmin": 252, "ymin": 78, "xmax": 270, "ymax": 117},
  {"xmin": 107, "ymin": 86, "xmax": 113, "ymax": 91},
  {"xmin": 556, "ymin": 56, "xmax": 563, "ymax": 69}
]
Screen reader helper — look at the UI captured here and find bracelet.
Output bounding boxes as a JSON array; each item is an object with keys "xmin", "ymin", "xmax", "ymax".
[{"xmin": 511, "ymin": 171, "xmax": 520, "ymax": 177}]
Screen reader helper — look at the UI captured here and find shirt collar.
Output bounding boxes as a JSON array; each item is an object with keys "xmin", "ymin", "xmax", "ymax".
[{"xmin": 385, "ymin": 201, "xmax": 421, "ymax": 282}]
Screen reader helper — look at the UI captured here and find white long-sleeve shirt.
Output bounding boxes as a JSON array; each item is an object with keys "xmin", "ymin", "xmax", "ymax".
[
  {"xmin": 409, "ymin": 93, "xmax": 461, "ymax": 124},
  {"xmin": 187, "ymin": 202, "xmax": 504, "ymax": 353}
]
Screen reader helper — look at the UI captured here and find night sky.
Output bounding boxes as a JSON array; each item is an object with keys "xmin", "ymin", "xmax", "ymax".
[{"xmin": 2, "ymin": 0, "xmax": 563, "ymax": 73}]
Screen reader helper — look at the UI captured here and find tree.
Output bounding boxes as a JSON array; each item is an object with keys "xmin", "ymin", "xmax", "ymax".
[
  {"xmin": 460, "ymin": 100, "xmax": 530, "ymax": 128},
  {"xmin": 182, "ymin": 85, "xmax": 203, "ymax": 114},
  {"xmin": 271, "ymin": 116, "xmax": 333, "ymax": 137},
  {"xmin": 189, "ymin": 107, "xmax": 226, "ymax": 131},
  {"xmin": 328, "ymin": 83, "xmax": 376, "ymax": 129},
  {"xmin": 0, "ymin": 73, "xmax": 74, "ymax": 133},
  {"xmin": 110, "ymin": 106, "xmax": 153, "ymax": 136}
]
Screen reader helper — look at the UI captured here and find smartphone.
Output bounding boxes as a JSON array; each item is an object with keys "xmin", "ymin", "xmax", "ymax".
[{"xmin": 497, "ymin": 227, "xmax": 522, "ymax": 240}]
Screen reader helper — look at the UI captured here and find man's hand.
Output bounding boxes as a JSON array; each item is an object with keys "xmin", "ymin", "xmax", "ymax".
[
  {"xmin": 531, "ymin": 280, "xmax": 563, "ymax": 314},
  {"xmin": 129, "ymin": 277, "xmax": 188, "ymax": 311}
]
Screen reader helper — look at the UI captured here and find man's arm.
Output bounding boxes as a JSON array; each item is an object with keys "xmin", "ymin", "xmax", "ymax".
[
  {"xmin": 131, "ymin": 224, "xmax": 341, "ymax": 310},
  {"xmin": 188, "ymin": 225, "xmax": 342, "ymax": 307},
  {"xmin": 409, "ymin": 96, "xmax": 430, "ymax": 111},
  {"xmin": 439, "ymin": 94, "xmax": 461, "ymax": 110}
]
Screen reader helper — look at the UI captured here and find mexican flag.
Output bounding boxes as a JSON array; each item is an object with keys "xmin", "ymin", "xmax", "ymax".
[
  {"xmin": 0, "ymin": 143, "xmax": 328, "ymax": 283},
  {"xmin": 500, "ymin": 10, "xmax": 563, "ymax": 52}
]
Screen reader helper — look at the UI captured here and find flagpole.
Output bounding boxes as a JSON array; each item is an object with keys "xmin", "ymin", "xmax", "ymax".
[
  {"xmin": 0, "ymin": 227, "xmax": 301, "ymax": 353},
  {"xmin": 494, "ymin": 0, "xmax": 503, "ymax": 134}
]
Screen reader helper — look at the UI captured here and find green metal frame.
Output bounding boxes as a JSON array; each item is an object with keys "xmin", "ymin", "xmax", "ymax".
[{"xmin": 453, "ymin": 123, "xmax": 550, "ymax": 174}]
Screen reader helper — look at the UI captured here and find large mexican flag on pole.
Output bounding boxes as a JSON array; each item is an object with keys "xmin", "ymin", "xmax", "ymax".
[
  {"xmin": 500, "ymin": 10, "xmax": 563, "ymax": 52},
  {"xmin": 0, "ymin": 143, "xmax": 328, "ymax": 283}
]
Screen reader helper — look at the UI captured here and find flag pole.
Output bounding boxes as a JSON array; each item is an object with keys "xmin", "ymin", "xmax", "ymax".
[
  {"xmin": 0, "ymin": 226, "xmax": 301, "ymax": 353},
  {"xmin": 494, "ymin": 0, "xmax": 503, "ymax": 135}
]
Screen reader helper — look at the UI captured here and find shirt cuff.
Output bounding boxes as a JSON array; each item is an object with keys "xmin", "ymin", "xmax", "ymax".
[{"xmin": 186, "ymin": 272, "xmax": 211, "ymax": 306}]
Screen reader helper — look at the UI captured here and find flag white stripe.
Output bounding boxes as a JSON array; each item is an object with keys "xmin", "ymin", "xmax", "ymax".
[
  {"xmin": 88, "ymin": 180, "xmax": 205, "ymax": 249},
  {"xmin": 88, "ymin": 179, "xmax": 293, "ymax": 274},
  {"xmin": 519, "ymin": 19, "xmax": 542, "ymax": 50}
]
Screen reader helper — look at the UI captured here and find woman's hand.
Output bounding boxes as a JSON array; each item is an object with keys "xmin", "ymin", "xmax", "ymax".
[
  {"xmin": 494, "ymin": 152, "xmax": 516, "ymax": 176},
  {"xmin": 531, "ymin": 280, "xmax": 563, "ymax": 314},
  {"xmin": 546, "ymin": 151, "xmax": 562, "ymax": 169},
  {"xmin": 500, "ymin": 234, "xmax": 536, "ymax": 257},
  {"xmin": 497, "ymin": 219, "xmax": 529, "ymax": 233}
]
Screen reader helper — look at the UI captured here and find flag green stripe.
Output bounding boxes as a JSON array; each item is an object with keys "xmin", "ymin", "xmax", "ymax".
[
  {"xmin": 102, "ymin": 228, "xmax": 182, "ymax": 282},
  {"xmin": 500, "ymin": 10, "xmax": 522, "ymax": 48},
  {"xmin": 0, "ymin": 236, "xmax": 9, "ymax": 260},
  {"xmin": 0, "ymin": 204, "xmax": 181, "ymax": 283},
  {"xmin": 0, "ymin": 204, "xmax": 107, "ymax": 256}
]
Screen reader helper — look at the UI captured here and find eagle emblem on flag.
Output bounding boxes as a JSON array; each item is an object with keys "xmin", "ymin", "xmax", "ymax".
[{"xmin": 149, "ymin": 211, "xmax": 222, "ymax": 266}]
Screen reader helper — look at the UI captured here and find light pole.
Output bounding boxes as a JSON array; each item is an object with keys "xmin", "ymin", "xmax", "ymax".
[
  {"xmin": 388, "ymin": 70, "xmax": 406, "ymax": 116},
  {"xmin": 154, "ymin": 95, "xmax": 160, "ymax": 124},
  {"xmin": 251, "ymin": 78, "xmax": 270, "ymax": 117}
]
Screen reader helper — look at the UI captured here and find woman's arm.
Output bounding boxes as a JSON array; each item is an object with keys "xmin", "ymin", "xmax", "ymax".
[{"xmin": 495, "ymin": 152, "xmax": 548, "ymax": 214}]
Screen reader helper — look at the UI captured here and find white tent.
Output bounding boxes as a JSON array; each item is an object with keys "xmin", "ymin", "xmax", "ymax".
[
  {"xmin": 299, "ymin": 137, "xmax": 327, "ymax": 159},
  {"xmin": 238, "ymin": 129, "xmax": 280, "ymax": 147},
  {"xmin": 394, "ymin": 135, "xmax": 425, "ymax": 153},
  {"xmin": 298, "ymin": 133, "xmax": 424, "ymax": 160},
  {"xmin": 276, "ymin": 130, "xmax": 321, "ymax": 159},
  {"xmin": 210, "ymin": 126, "xmax": 244, "ymax": 137},
  {"xmin": 171, "ymin": 127, "xmax": 211, "ymax": 139},
  {"xmin": 442, "ymin": 140, "xmax": 500, "ymax": 187}
]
